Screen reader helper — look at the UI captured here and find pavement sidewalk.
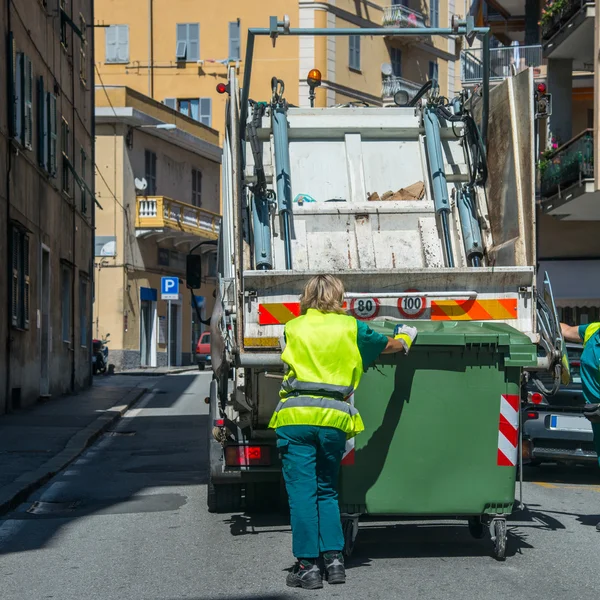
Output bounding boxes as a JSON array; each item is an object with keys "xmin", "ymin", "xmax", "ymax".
[
  {"xmin": 0, "ymin": 383, "xmax": 146, "ymax": 515},
  {"xmin": 118, "ymin": 365, "xmax": 199, "ymax": 376}
]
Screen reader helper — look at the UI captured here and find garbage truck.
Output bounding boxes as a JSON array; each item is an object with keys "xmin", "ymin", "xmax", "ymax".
[{"xmin": 194, "ymin": 16, "xmax": 565, "ymax": 558}]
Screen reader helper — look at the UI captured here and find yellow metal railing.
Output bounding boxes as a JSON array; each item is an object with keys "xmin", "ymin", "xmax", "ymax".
[{"xmin": 135, "ymin": 196, "xmax": 220, "ymax": 239}]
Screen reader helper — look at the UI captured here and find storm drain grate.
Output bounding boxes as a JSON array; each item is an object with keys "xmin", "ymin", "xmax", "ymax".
[
  {"xmin": 27, "ymin": 500, "xmax": 81, "ymax": 515},
  {"xmin": 103, "ymin": 431, "xmax": 136, "ymax": 437}
]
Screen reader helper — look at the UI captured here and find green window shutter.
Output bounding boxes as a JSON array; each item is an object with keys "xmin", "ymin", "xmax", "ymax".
[
  {"xmin": 11, "ymin": 228, "xmax": 20, "ymax": 327},
  {"xmin": 15, "ymin": 52, "xmax": 23, "ymax": 143},
  {"xmin": 8, "ymin": 33, "xmax": 16, "ymax": 138},
  {"xmin": 48, "ymin": 93, "xmax": 57, "ymax": 177},
  {"xmin": 24, "ymin": 55, "xmax": 33, "ymax": 150},
  {"xmin": 23, "ymin": 234, "xmax": 30, "ymax": 329},
  {"xmin": 37, "ymin": 76, "xmax": 48, "ymax": 167}
]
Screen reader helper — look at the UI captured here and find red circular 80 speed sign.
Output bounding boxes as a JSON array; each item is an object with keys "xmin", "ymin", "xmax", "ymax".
[
  {"xmin": 397, "ymin": 289, "xmax": 427, "ymax": 319},
  {"xmin": 350, "ymin": 297, "xmax": 380, "ymax": 320}
]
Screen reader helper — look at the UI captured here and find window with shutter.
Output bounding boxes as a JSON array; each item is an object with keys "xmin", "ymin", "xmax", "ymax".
[
  {"xmin": 199, "ymin": 98, "xmax": 212, "ymax": 127},
  {"xmin": 23, "ymin": 235, "xmax": 30, "ymax": 329},
  {"xmin": 430, "ymin": 0, "xmax": 439, "ymax": 27},
  {"xmin": 61, "ymin": 266, "xmax": 71, "ymax": 343},
  {"xmin": 429, "ymin": 61, "xmax": 438, "ymax": 82},
  {"xmin": 38, "ymin": 76, "xmax": 48, "ymax": 169},
  {"xmin": 60, "ymin": 0, "xmax": 68, "ymax": 48},
  {"xmin": 145, "ymin": 150, "xmax": 157, "ymax": 195},
  {"xmin": 391, "ymin": 47, "xmax": 402, "ymax": 77},
  {"xmin": 349, "ymin": 36, "xmax": 361, "ymax": 71},
  {"xmin": 24, "ymin": 55, "xmax": 33, "ymax": 150},
  {"xmin": 176, "ymin": 23, "xmax": 199, "ymax": 61},
  {"xmin": 81, "ymin": 148, "xmax": 87, "ymax": 214},
  {"xmin": 10, "ymin": 227, "xmax": 30, "ymax": 330},
  {"xmin": 106, "ymin": 25, "xmax": 129, "ymax": 63},
  {"xmin": 62, "ymin": 118, "xmax": 70, "ymax": 194},
  {"xmin": 48, "ymin": 93, "xmax": 57, "ymax": 177},
  {"xmin": 11, "ymin": 229, "xmax": 20, "ymax": 327},
  {"xmin": 192, "ymin": 169, "xmax": 202, "ymax": 206},
  {"xmin": 15, "ymin": 52, "xmax": 23, "ymax": 143},
  {"xmin": 8, "ymin": 33, "xmax": 16, "ymax": 139},
  {"xmin": 228, "ymin": 21, "xmax": 240, "ymax": 60},
  {"xmin": 164, "ymin": 98, "xmax": 176, "ymax": 110}
]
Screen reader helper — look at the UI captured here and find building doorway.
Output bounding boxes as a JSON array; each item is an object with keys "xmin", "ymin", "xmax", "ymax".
[
  {"xmin": 140, "ymin": 299, "xmax": 157, "ymax": 366},
  {"xmin": 40, "ymin": 246, "xmax": 51, "ymax": 396}
]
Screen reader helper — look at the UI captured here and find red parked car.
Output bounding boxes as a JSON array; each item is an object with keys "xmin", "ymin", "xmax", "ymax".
[{"xmin": 195, "ymin": 331, "xmax": 211, "ymax": 371}]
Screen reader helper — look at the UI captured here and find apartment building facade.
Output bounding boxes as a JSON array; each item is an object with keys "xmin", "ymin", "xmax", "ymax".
[
  {"xmin": 94, "ymin": 87, "xmax": 221, "ymax": 370},
  {"xmin": 460, "ymin": 0, "xmax": 600, "ymax": 323},
  {"xmin": 1, "ymin": 0, "xmax": 94, "ymax": 413},
  {"xmin": 94, "ymin": 0, "xmax": 463, "ymax": 138}
]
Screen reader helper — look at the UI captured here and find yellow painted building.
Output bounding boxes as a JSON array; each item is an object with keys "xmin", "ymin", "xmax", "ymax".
[
  {"xmin": 94, "ymin": 87, "xmax": 221, "ymax": 369},
  {"xmin": 94, "ymin": 0, "xmax": 463, "ymax": 137}
]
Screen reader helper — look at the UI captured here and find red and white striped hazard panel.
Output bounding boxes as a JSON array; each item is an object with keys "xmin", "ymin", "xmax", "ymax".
[{"xmin": 497, "ymin": 394, "xmax": 519, "ymax": 467}]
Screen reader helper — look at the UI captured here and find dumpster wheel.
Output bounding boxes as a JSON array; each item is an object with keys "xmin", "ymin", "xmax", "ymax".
[
  {"xmin": 341, "ymin": 516, "xmax": 359, "ymax": 558},
  {"xmin": 490, "ymin": 518, "xmax": 507, "ymax": 560},
  {"xmin": 468, "ymin": 516, "xmax": 486, "ymax": 539}
]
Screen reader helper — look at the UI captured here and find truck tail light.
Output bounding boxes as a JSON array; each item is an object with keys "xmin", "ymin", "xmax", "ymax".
[
  {"xmin": 526, "ymin": 412, "xmax": 539, "ymax": 420},
  {"xmin": 528, "ymin": 392, "xmax": 545, "ymax": 405},
  {"xmin": 225, "ymin": 445, "xmax": 271, "ymax": 467}
]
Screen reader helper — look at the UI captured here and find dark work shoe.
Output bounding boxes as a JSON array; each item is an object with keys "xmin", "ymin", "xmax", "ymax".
[
  {"xmin": 323, "ymin": 551, "xmax": 346, "ymax": 585},
  {"xmin": 286, "ymin": 560, "xmax": 323, "ymax": 590}
]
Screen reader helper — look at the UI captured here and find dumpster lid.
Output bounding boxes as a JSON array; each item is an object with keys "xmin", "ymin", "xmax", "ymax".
[{"xmin": 368, "ymin": 320, "xmax": 536, "ymax": 367}]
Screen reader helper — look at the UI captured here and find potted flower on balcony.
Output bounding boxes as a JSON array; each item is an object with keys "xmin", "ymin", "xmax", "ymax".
[{"xmin": 540, "ymin": 0, "xmax": 568, "ymax": 39}]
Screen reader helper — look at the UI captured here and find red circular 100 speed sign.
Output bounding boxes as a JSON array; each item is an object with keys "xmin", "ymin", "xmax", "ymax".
[
  {"xmin": 350, "ymin": 297, "xmax": 380, "ymax": 320},
  {"xmin": 397, "ymin": 289, "xmax": 427, "ymax": 319}
]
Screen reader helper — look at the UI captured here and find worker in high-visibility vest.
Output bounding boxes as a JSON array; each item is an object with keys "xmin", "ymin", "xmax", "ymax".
[
  {"xmin": 269, "ymin": 275, "xmax": 417, "ymax": 590},
  {"xmin": 561, "ymin": 321, "xmax": 600, "ymax": 532}
]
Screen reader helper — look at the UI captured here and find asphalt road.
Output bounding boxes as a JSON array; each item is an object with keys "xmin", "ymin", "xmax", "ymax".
[{"xmin": 1, "ymin": 372, "xmax": 599, "ymax": 600}]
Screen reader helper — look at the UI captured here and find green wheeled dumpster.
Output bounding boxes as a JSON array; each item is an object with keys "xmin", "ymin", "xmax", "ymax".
[{"xmin": 338, "ymin": 320, "xmax": 537, "ymax": 560}]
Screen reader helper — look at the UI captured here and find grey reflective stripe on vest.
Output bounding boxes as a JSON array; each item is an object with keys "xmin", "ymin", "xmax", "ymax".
[
  {"xmin": 281, "ymin": 376, "xmax": 354, "ymax": 398},
  {"xmin": 274, "ymin": 395, "xmax": 359, "ymax": 417}
]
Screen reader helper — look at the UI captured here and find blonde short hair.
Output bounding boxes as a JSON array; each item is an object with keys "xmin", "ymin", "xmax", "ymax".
[{"xmin": 299, "ymin": 275, "xmax": 346, "ymax": 315}]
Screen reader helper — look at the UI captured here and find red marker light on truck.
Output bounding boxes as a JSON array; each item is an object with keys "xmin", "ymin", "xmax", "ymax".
[
  {"xmin": 537, "ymin": 83, "xmax": 547, "ymax": 94},
  {"xmin": 530, "ymin": 392, "xmax": 544, "ymax": 405},
  {"xmin": 216, "ymin": 82, "xmax": 229, "ymax": 94},
  {"xmin": 225, "ymin": 445, "xmax": 271, "ymax": 467}
]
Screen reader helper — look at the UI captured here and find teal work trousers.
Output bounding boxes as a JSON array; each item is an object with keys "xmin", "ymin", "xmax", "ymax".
[{"xmin": 276, "ymin": 425, "xmax": 346, "ymax": 559}]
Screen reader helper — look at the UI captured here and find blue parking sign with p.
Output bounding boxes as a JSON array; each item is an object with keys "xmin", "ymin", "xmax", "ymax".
[{"xmin": 161, "ymin": 277, "xmax": 179, "ymax": 300}]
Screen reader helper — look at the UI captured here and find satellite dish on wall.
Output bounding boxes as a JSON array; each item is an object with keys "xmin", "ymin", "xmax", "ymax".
[
  {"xmin": 135, "ymin": 177, "xmax": 148, "ymax": 193},
  {"xmin": 381, "ymin": 63, "xmax": 393, "ymax": 77}
]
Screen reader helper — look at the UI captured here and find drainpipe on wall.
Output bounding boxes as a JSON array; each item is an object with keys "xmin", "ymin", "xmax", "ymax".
[{"xmin": 148, "ymin": 0, "xmax": 153, "ymax": 98}]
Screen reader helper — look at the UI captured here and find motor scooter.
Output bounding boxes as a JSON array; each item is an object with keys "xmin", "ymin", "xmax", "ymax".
[{"xmin": 92, "ymin": 334, "xmax": 110, "ymax": 375}]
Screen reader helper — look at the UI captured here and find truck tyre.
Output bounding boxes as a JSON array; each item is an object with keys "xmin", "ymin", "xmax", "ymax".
[{"xmin": 207, "ymin": 480, "xmax": 243, "ymax": 513}]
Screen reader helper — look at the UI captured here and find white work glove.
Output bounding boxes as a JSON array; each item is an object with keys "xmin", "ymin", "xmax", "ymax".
[{"xmin": 393, "ymin": 324, "xmax": 418, "ymax": 354}]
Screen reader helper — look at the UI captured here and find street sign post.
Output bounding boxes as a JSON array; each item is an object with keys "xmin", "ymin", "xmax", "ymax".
[{"xmin": 161, "ymin": 277, "xmax": 179, "ymax": 300}]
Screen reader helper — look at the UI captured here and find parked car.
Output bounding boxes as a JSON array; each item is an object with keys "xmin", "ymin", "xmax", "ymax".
[
  {"xmin": 522, "ymin": 343, "xmax": 597, "ymax": 466},
  {"xmin": 195, "ymin": 332, "xmax": 211, "ymax": 371}
]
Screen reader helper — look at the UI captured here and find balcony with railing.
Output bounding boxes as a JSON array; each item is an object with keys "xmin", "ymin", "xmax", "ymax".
[
  {"xmin": 540, "ymin": 129, "xmax": 600, "ymax": 219},
  {"xmin": 541, "ymin": 0, "xmax": 595, "ymax": 67},
  {"xmin": 382, "ymin": 4, "xmax": 427, "ymax": 30},
  {"xmin": 461, "ymin": 45, "xmax": 544, "ymax": 85},
  {"xmin": 382, "ymin": 76, "xmax": 423, "ymax": 99},
  {"xmin": 135, "ymin": 196, "xmax": 220, "ymax": 241}
]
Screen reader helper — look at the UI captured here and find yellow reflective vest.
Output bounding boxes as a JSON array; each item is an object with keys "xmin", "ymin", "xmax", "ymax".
[{"xmin": 268, "ymin": 309, "xmax": 366, "ymax": 438}]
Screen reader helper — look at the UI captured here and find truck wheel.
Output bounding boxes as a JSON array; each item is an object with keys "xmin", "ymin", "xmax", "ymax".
[
  {"xmin": 207, "ymin": 481, "xmax": 243, "ymax": 513},
  {"xmin": 244, "ymin": 482, "xmax": 281, "ymax": 513}
]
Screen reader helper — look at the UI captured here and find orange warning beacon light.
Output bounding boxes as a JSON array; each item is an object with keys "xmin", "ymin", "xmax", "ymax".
[{"xmin": 307, "ymin": 69, "xmax": 322, "ymax": 88}]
